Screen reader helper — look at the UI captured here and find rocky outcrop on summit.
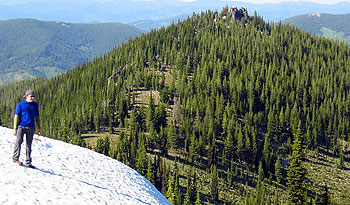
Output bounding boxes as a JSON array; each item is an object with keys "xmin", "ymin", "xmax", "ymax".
[
  {"xmin": 230, "ymin": 7, "xmax": 248, "ymax": 21},
  {"xmin": 214, "ymin": 7, "xmax": 249, "ymax": 22}
]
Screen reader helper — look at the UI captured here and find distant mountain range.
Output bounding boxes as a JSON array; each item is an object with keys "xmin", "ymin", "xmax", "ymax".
[
  {"xmin": 0, "ymin": 18, "xmax": 145, "ymax": 85},
  {"xmin": 283, "ymin": 13, "xmax": 350, "ymax": 44},
  {"xmin": 0, "ymin": 0, "xmax": 349, "ymax": 25},
  {"xmin": 128, "ymin": 14, "xmax": 189, "ymax": 31}
]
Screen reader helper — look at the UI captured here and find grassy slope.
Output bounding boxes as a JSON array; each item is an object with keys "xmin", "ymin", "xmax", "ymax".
[{"xmin": 306, "ymin": 146, "xmax": 350, "ymax": 204}]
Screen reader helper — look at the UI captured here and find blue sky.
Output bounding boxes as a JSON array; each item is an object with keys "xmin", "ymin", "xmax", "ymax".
[
  {"xmin": 235, "ymin": 0, "xmax": 350, "ymax": 3},
  {"xmin": 1, "ymin": 0, "xmax": 350, "ymax": 4}
]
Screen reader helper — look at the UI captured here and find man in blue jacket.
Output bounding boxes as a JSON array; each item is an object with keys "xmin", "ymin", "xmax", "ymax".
[{"xmin": 13, "ymin": 90, "xmax": 41, "ymax": 168}]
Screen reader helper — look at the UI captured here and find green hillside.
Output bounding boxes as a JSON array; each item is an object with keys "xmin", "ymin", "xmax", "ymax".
[
  {"xmin": 0, "ymin": 18, "xmax": 145, "ymax": 85},
  {"xmin": 1, "ymin": 8, "xmax": 350, "ymax": 204},
  {"xmin": 283, "ymin": 13, "xmax": 350, "ymax": 45}
]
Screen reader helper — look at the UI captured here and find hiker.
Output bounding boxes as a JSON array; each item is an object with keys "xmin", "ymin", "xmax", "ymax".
[{"xmin": 13, "ymin": 90, "xmax": 41, "ymax": 168}]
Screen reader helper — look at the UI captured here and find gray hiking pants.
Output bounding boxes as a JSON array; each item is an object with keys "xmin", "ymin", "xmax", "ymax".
[{"xmin": 13, "ymin": 126, "xmax": 35, "ymax": 164}]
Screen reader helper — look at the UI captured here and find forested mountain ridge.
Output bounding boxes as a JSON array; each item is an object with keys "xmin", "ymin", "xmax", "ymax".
[
  {"xmin": 1, "ymin": 7, "xmax": 350, "ymax": 204},
  {"xmin": 0, "ymin": 18, "xmax": 145, "ymax": 85},
  {"xmin": 283, "ymin": 13, "xmax": 350, "ymax": 45}
]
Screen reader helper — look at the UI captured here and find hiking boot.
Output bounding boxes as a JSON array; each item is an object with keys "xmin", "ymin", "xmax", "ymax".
[
  {"xmin": 25, "ymin": 163, "xmax": 35, "ymax": 169},
  {"xmin": 13, "ymin": 160, "xmax": 23, "ymax": 166}
]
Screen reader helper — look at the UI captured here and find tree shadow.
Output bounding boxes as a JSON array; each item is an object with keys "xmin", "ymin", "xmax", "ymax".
[
  {"xmin": 305, "ymin": 158, "xmax": 331, "ymax": 168},
  {"xmin": 147, "ymin": 149, "xmax": 207, "ymax": 171}
]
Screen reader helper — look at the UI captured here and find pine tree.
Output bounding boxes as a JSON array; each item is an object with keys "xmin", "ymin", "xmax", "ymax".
[
  {"xmin": 136, "ymin": 136, "xmax": 148, "ymax": 175},
  {"xmin": 183, "ymin": 190, "xmax": 192, "ymax": 205},
  {"xmin": 210, "ymin": 164, "xmax": 219, "ymax": 201},
  {"xmin": 208, "ymin": 134, "xmax": 217, "ymax": 167},
  {"xmin": 223, "ymin": 131, "xmax": 234, "ymax": 161},
  {"xmin": 189, "ymin": 130, "xmax": 199, "ymax": 162},
  {"xmin": 146, "ymin": 157, "xmax": 154, "ymax": 184},
  {"xmin": 337, "ymin": 151, "xmax": 345, "ymax": 170},
  {"xmin": 108, "ymin": 115, "xmax": 113, "ymax": 134},
  {"xmin": 275, "ymin": 155, "xmax": 282, "ymax": 184},
  {"xmin": 287, "ymin": 122, "xmax": 307, "ymax": 205},
  {"xmin": 262, "ymin": 136, "xmax": 270, "ymax": 178},
  {"xmin": 146, "ymin": 93, "xmax": 155, "ymax": 130},
  {"xmin": 103, "ymin": 136, "xmax": 110, "ymax": 156},
  {"xmin": 154, "ymin": 155, "xmax": 162, "ymax": 192},
  {"xmin": 256, "ymin": 161, "xmax": 265, "ymax": 205},
  {"xmin": 221, "ymin": 146, "xmax": 226, "ymax": 166},
  {"xmin": 228, "ymin": 159, "xmax": 235, "ymax": 187},
  {"xmin": 165, "ymin": 176, "xmax": 175, "ymax": 203},
  {"xmin": 161, "ymin": 158, "xmax": 167, "ymax": 194},
  {"xmin": 94, "ymin": 137, "xmax": 104, "ymax": 154},
  {"xmin": 94, "ymin": 136, "xmax": 109, "ymax": 156},
  {"xmin": 195, "ymin": 188, "xmax": 201, "ymax": 205},
  {"xmin": 130, "ymin": 137, "xmax": 137, "ymax": 169},
  {"xmin": 184, "ymin": 169, "xmax": 193, "ymax": 205},
  {"xmin": 158, "ymin": 126, "xmax": 168, "ymax": 155},
  {"xmin": 173, "ymin": 169, "xmax": 182, "ymax": 205}
]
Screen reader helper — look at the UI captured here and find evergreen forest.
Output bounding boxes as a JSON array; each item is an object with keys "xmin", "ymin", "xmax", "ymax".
[{"xmin": 1, "ymin": 7, "xmax": 350, "ymax": 204}]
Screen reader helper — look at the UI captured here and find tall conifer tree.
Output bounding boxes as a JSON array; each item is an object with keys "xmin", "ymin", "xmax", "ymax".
[{"xmin": 287, "ymin": 122, "xmax": 307, "ymax": 204}]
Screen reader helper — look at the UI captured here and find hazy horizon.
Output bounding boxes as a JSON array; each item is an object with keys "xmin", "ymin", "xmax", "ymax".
[{"xmin": 0, "ymin": 0, "xmax": 349, "ymax": 24}]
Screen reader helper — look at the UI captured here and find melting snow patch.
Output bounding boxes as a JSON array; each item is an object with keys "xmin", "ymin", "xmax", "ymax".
[{"xmin": 0, "ymin": 126, "xmax": 170, "ymax": 205}]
